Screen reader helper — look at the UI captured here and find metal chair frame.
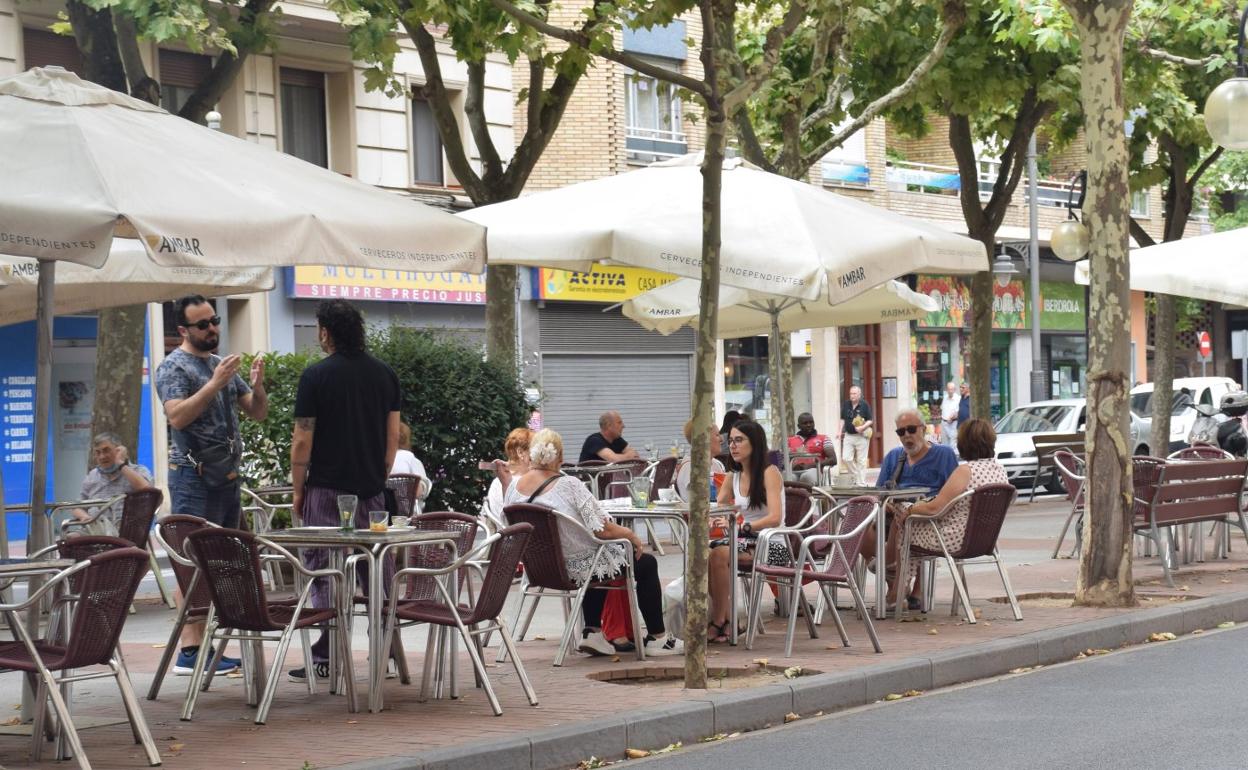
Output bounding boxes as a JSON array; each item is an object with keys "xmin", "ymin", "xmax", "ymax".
[
  {"xmin": 181, "ymin": 529, "xmax": 356, "ymax": 724},
  {"xmin": 745, "ymin": 497, "xmax": 882, "ymax": 658},
  {"xmin": 500, "ymin": 503, "xmax": 646, "ymax": 666},
  {"xmin": 896, "ymin": 484, "xmax": 1022, "ymax": 625},
  {"xmin": 61, "ymin": 489, "xmax": 174, "ymax": 609},
  {"xmin": 381, "ymin": 524, "xmax": 539, "ymax": 716},
  {"xmin": 1050, "ymin": 450, "xmax": 1087, "ymax": 559},
  {"xmin": 0, "ymin": 548, "xmax": 160, "ymax": 770}
]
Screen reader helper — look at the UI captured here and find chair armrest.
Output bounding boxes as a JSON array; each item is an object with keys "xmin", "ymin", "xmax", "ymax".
[
  {"xmin": 57, "ymin": 495, "xmax": 123, "ymax": 534},
  {"xmin": 388, "ymin": 533, "xmax": 499, "ymax": 584},
  {"xmin": 0, "ymin": 561, "xmax": 90, "ymax": 612}
]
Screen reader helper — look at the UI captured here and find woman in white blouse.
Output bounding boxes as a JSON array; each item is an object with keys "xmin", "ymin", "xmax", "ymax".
[
  {"xmin": 503, "ymin": 429, "xmax": 683, "ymax": 657},
  {"xmin": 390, "ymin": 422, "xmax": 431, "ymax": 499}
]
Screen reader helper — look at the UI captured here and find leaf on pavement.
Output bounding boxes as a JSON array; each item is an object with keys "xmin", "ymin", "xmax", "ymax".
[
  {"xmin": 1147, "ymin": 632, "xmax": 1177, "ymax": 642},
  {"xmin": 783, "ymin": 712, "xmax": 800, "ymax": 723},
  {"xmin": 625, "ymin": 749, "xmax": 650, "ymax": 759},
  {"xmin": 1218, "ymin": 621, "xmax": 1236, "ymax": 629},
  {"xmin": 752, "ymin": 657, "xmax": 769, "ymax": 666},
  {"xmin": 782, "ymin": 666, "xmax": 803, "ymax": 679},
  {"xmin": 883, "ymin": 693, "xmax": 904, "ymax": 701}
]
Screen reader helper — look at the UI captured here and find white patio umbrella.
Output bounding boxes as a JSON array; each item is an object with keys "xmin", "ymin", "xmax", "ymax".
[
  {"xmin": 1073, "ymin": 228, "xmax": 1248, "ymax": 304},
  {"xmin": 0, "ymin": 241, "xmax": 273, "ymax": 326},
  {"xmin": 460, "ymin": 154, "xmax": 986, "ymax": 304},
  {"xmin": 622, "ymin": 278, "xmax": 936, "ymax": 468},
  {"xmin": 0, "ymin": 67, "xmax": 486, "ymax": 554}
]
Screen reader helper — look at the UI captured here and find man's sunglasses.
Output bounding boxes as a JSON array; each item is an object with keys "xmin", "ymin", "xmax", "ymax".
[
  {"xmin": 894, "ymin": 425, "xmax": 922, "ymax": 437},
  {"xmin": 183, "ymin": 316, "xmax": 221, "ymax": 331}
]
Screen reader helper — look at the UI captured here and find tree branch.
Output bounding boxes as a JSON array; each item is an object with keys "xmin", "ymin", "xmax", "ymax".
[
  {"xmin": 948, "ymin": 113, "xmax": 990, "ymax": 236},
  {"xmin": 404, "ymin": 19, "xmax": 488, "ymax": 200},
  {"xmin": 731, "ymin": 108, "xmax": 779, "ymax": 173},
  {"xmin": 1140, "ymin": 46, "xmax": 1219, "ymax": 68},
  {"xmin": 1188, "ymin": 145, "xmax": 1225, "ymax": 189},
  {"xmin": 178, "ymin": 0, "xmax": 278, "ymax": 125},
  {"xmin": 1129, "ymin": 217, "xmax": 1157, "ymax": 248},
  {"xmin": 488, "ymin": 0, "xmax": 708, "ymax": 95},
  {"xmin": 112, "ymin": 14, "xmax": 160, "ymax": 104},
  {"xmin": 526, "ymin": 56, "xmax": 544, "ymax": 134},
  {"xmin": 722, "ymin": 0, "xmax": 808, "ymax": 113},
  {"xmin": 799, "ymin": 2, "xmax": 964, "ymax": 170},
  {"xmin": 465, "ymin": 59, "xmax": 505, "ymax": 183}
]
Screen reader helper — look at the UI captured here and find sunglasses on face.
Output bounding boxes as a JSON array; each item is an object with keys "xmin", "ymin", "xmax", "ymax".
[
  {"xmin": 184, "ymin": 316, "xmax": 221, "ymax": 331},
  {"xmin": 894, "ymin": 425, "xmax": 922, "ymax": 437},
  {"xmin": 728, "ymin": 436, "xmax": 749, "ymax": 446}
]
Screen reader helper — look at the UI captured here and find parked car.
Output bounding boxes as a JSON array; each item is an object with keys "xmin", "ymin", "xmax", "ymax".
[
  {"xmin": 1129, "ymin": 377, "xmax": 1240, "ymax": 453},
  {"xmin": 992, "ymin": 398, "xmax": 1151, "ymax": 493}
]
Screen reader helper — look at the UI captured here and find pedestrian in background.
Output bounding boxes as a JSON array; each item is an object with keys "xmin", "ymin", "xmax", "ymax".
[
  {"xmin": 838, "ymin": 386, "xmax": 873, "ymax": 486},
  {"xmin": 939, "ymin": 380, "xmax": 960, "ymax": 448}
]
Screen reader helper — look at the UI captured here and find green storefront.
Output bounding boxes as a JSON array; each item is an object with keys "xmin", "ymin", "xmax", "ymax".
[{"xmin": 1038, "ymin": 281, "xmax": 1088, "ymax": 400}]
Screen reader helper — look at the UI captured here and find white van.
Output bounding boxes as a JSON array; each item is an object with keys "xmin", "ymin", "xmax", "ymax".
[{"xmin": 1129, "ymin": 376, "xmax": 1240, "ymax": 452}]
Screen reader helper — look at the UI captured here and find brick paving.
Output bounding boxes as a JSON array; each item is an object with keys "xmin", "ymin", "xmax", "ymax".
[{"xmin": 3, "ymin": 497, "xmax": 1246, "ymax": 770}]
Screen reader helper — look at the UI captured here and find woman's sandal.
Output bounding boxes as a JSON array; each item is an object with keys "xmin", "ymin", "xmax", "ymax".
[{"xmin": 708, "ymin": 621, "xmax": 731, "ymax": 643}]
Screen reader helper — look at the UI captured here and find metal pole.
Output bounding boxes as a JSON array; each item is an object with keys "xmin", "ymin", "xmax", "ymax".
[
  {"xmin": 1027, "ymin": 133, "xmax": 1046, "ymax": 403},
  {"xmin": 22, "ymin": 258, "xmax": 55, "ymax": 721},
  {"xmin": 770, "ymin": 306, "xmax": 790, "ymax": 475}
]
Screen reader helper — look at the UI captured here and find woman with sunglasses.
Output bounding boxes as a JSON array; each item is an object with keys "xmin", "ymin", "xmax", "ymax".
[{"xmin": 707, "ymin": 419, "xmax": 785, "ymax": 643}]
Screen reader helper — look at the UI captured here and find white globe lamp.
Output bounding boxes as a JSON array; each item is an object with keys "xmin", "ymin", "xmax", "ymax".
[{"xmin": 1051, "ymin": 219, "xmax": 1090, "ymax": 262}]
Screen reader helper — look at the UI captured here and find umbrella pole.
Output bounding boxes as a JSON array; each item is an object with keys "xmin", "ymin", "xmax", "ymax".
[
  {"xmin": 21, "ymin": 259, "xmax": 55, "ymax": 722},
  {"xmin": 769, "ymin": 306, "xmax": 790, "ymax": 477}
]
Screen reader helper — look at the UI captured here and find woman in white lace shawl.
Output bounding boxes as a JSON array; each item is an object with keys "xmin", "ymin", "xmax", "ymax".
[{"xmin": 504, "ymin": 429, "xmax": 683, "ymax": 657}]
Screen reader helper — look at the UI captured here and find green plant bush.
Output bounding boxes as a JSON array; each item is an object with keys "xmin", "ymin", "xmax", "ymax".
[
  {"xmin": 238, "ymin": 331, "xmax": 530, "ymax": 519},
  {"xmin": 370, "ymin": 328, "xmax": 531, "ymax": 515},
  {"xmin": 239, "ymin": 350, "xmax": 320, "ymax": 489}
]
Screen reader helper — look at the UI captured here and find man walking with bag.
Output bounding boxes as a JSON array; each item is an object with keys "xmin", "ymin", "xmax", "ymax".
[{"xmin": 156, "ymin": 294, "xmax": 268, "ymax": 675}]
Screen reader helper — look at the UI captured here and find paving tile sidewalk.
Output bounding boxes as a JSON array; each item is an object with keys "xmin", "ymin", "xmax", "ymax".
[{"xmin": 3, "ymin": 497, "xmax": 1247, "ymax": 770}]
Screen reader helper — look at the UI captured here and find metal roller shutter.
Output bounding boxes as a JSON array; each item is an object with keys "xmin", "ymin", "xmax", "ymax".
[
  {"xmin": 541, "ymin": 354, "xmax": 691, "ymax": 454},
  {"xmin": 22, "ymin": 29, "xmax": 84, "ymax": 74}
]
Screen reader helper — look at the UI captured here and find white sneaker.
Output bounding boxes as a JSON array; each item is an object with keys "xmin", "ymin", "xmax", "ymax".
[
  {"xmin": 577, "ymin": 630, "xmax": 615, "ymax": 657},
  {"xmin": 647, "ymin": 636, "xmax": 685, "ymax": 656}
]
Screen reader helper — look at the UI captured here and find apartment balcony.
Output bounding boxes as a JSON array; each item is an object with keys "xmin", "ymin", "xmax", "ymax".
[{"xmin": 626, "ymin": 125, "xmax": 687, "ymax": 164}]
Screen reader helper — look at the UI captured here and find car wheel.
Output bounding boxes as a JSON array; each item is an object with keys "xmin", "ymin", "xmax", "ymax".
[{"xmin": 1045, "ymin": 475, "xmax": 1066, "ymax": 495}]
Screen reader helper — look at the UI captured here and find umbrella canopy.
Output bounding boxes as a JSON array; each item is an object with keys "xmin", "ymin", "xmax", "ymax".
[
  {"xmin": 1073, "ymin": 229, "xmax": 1247, "ymax": 304},
  {"xmin": 622, "ymin": 278, "xmax": 938, "ymax": 337},
  {"xmin": 461, "ymin": 154, "xmax": 987, "ymax": 303},
  {"xmin": 0, "ymin": 67, "xmax": 485, "ymax": 271},
  {"xmin": 0, "ymin": 240, "xmax": 273, "ymax": 326}
]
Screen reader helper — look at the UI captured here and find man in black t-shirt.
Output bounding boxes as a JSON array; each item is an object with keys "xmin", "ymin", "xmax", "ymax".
[
  {"xmin": 289, "ymin": 299, "xmax": 400, "ymax": 681},
  {"xmin": 579, "ymin": 410, "xmax": 640, "ymax": 463}
]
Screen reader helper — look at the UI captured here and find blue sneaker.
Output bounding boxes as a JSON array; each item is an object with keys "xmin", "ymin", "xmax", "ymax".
[{"xmin": 172, "ymin": 647, "xmax": 239, "ymax": 676}]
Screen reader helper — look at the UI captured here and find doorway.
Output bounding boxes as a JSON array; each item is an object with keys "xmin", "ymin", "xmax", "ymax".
[{"xmin": 839, "ymin": 325, "xmax": 883, "ymax": 465}]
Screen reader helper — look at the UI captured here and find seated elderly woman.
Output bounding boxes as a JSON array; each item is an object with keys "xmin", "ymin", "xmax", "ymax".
[
  {"xmin": 480, "ymin": 427, "xmax": 533, "ymax": 526},
  {"xmin": 502, "ymin": 429, "xmax": 683, "ymax": 657},
  {"xmin": 865, "ymin": 417, "xmax": 1008, "ymax": 607}
]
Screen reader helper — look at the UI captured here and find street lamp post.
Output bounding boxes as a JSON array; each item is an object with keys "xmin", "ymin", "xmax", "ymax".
[
  {"xmin": 1205, "ymin": 3, "xmax": 1248, "ymax": 149},
  {"xmin": 1051, "ymin": 171, "xmax": 1091, "ymax": 263},
  {"xmin": 1027, "ymin": 134, "xmax": 1045, "ymax": 403}
]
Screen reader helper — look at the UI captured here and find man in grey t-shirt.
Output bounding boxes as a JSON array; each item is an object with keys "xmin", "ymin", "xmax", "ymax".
[{"xmin": 71, "ymin": 432, "xmax": 153, "ymax": 535}]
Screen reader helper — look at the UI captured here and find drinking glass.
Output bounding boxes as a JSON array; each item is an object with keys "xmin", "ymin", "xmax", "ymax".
[
  {"xmin": 369, "ymin": 510, "xmax": 389, "ymax": 532},
  {"xmin": 628, "ymin": 476, "xmax": 651, "ymax": 508},
  {"xmin": 336, "ymin": 494, "xmax": 358, "ymax": 531}
]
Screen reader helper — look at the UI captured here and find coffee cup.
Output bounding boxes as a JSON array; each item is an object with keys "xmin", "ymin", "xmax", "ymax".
[
  {"xmin": 658, "ymin": 488, "xmax": 677, "ymax": 503},
  {"xmin": 390, "ymin": 516, "xmax": 410, "ymax": 528}
]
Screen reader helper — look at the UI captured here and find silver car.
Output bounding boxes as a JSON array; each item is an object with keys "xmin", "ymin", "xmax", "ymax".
[{"xmin": 993, "ymin": 398, "xmax": 1151, "ymax": 493}]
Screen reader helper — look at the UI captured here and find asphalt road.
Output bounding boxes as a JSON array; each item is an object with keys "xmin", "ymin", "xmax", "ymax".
[{"xmin": 637, "ymin": 625, "xmax": 1248, "ymax": 769}]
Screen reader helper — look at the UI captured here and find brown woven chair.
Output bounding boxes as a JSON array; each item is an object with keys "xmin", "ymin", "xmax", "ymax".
[
  {"xmin": 500, "ymin": 503, "xmax": 645, "ymax": 666},
  {"xmin": 746, "ymin": 496, "xmax": 882, "ymax": 657},
  {"xmin": 61, "ymin": 488, "xmax": 174, "ymax": 608},
  {"xmin": 649, "ymin": 456, "xmax": 679, "ymax": 498},
  {"xmin": 896, "ymin": 483, "xmax": 1021, "ymax": 624},
  {"xmin": 348, "ymin": 512, "xmax": 479, "ymax": 690},
  {"xmin": 182, "ymin": 528, "xmax": 356, "ymax": 725},
  {"xmin": 382, "ymin": 523, "xmax": 538, "ymax": 715},
  {"xmin": 0, "ymin": 547, "xmax": 159, "ymax": 769},
  {"xmin": 1169, "ymin": 443, "xmax": 1233, "ymax": 461},
  {"xmin": 147, "ymin": 515, "xmax": 217, "ymax": 701},
  {"xmin": 28, "ymin": 535, "xmax": 134, "ymax": 645},
  {"xmin": 1050, "ymin": 450, "xmax": 1087, "ymax": 559},
  {"xmin": 387, "ymin": 473, "xmax": 425, "ymax": 517}
]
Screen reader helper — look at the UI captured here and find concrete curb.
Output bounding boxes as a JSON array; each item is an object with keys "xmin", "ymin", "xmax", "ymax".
[{"xmin": 330, "ymin": 591, "xmax": 1248, "ymax": 770}]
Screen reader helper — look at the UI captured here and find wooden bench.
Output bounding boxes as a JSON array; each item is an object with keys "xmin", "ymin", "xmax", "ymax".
[
  {"xmin": 1029, "ymin": 432, "xmax": 1086, "ymax": 502},
  {"xmin": 1134, "ymin": 458, "xmax": 1248, "ymax": 586}
]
